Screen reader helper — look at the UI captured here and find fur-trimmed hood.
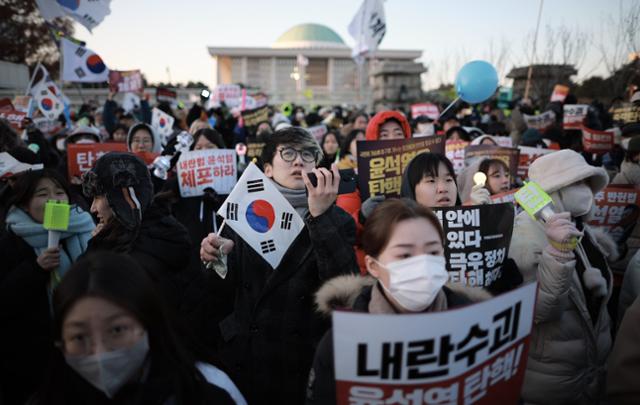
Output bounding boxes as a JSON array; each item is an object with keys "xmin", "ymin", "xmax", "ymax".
[{"xmin": 314, "ymin": 274, "xmax": 492, "ymax": 316}]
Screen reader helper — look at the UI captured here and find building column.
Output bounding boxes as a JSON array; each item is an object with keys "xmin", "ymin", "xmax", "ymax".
[
  {"xmin": 271, "ymin": 57, "xmax": 277, "ymax": 95},
  {"xmin": 328, "ymin": 58, "xmax": 335, "ymax": 93},
  {"xmin": 241, "ymin": 57, "xmax": 248, "ymax": 85}
]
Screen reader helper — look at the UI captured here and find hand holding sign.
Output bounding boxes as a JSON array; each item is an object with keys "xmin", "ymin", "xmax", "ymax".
[{"xmin": 303, "ymin": 163, "xmax": 340, "ymax": 217}]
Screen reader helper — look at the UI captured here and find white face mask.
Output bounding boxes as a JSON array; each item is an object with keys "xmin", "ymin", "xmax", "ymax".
[
  {"xmin": 64, "ymin": 333, "xmax": 150, "ymax": 398},
  {"xmin": 375, "ymin": 254, "xmax": 449, "ymax": 312},
  {"xmin": 558, "ymin": 182, "xmax": 594, "ymax": 218}
]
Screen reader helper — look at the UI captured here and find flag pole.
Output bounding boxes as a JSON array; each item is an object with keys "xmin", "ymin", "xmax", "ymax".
[
  {"xmin": 438, "ymin": 96, "xmax": 461, "ymax": 120},
  {"xmin": 523, "ymin": 0, "xmax": 544, "ymax": 100},
  {"xmin": 25, "ymin": 62, "xmax": 43, "ymax": 96}
]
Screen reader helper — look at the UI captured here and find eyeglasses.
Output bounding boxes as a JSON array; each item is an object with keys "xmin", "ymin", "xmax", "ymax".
[
  {"xmin": 278, "ymin": 147, "xmax": 317, "ymax": 163},
  {"xmin": 59, "ymin": 325, "xmax": 146, "ymax": 356}
]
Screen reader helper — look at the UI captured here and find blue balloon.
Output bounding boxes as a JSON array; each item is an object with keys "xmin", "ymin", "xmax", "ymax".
[{"xmin": 455, "ymin": 60, "xmax": 499, "ymax": 104}]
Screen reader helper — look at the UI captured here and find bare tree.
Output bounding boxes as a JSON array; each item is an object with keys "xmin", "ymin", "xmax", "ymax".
[{"xmin": 484, "ymin": 37, "xmax": 511, "ymax": 83}]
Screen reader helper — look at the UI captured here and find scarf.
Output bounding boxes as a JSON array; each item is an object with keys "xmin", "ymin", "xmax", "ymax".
[
  {"xmin": 6, "ymin": 206, "xmax": 95, "ymax": 286},
  {"xmin": 272, "ymin": 180, "xmax": 309, "ymax": 218}
]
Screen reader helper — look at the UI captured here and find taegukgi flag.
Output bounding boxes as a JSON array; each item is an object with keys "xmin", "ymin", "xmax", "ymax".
[
  {"xmin": 151, "ymin": 108, "xmax": 175, "ymax": 146},
  {"xmin": 217, "ymin": 162, "xmax": 304, "ymax": 269},
  {"xmin": 60, "ymin": 38, "xmax": 109, "ymax": 83},
  {"xmin": 30, "ymin": 79, "xmax": 64, "ymax": 121},
  {"xmin": 36, "ymin": 0, "xmax": 112, "ymax": 32}
]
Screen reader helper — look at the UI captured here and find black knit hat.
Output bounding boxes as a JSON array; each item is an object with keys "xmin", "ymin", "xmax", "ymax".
[{"xmin": 82, "ymin": 152, "xmax": 153, "ymax": 230}]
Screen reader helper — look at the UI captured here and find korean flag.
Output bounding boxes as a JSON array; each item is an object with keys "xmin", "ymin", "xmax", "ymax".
[
  {"xmin": 152, "ymin": 108, "xmax": 175, "ymax": 146},
  {"xmin": 217, "ymin": 162, "xmax": 304, "ymax": 269}
]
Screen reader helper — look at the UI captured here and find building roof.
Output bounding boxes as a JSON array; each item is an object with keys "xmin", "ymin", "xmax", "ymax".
[{"xmin": 272, "ymin": 23, "xmax": 348, "ymax": 49}]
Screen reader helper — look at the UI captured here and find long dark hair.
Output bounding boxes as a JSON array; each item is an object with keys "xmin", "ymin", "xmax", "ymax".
[
  {"xmin": 341, "ymin": 129, "xmax": 365, "ymax": 157},
  {"xmin": 400, "ymin": 152, "xmax": 462, "ymax": 205},
  {"xmin": 32, "ymin": 252, "xmax": 220, "ymax": 404}
]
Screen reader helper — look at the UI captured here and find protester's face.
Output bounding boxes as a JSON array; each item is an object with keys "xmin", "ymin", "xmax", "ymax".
[
  {"xmin": 379, "ymin": 120, "xmax": 405, "ymax": 140},
  {"xmin": 24, "ymin": 178, "xmax": 69, "ymax": 223},
  {"xmin": 323, "ymin": 134, "xmax": 339, "ymax": 156},
  {"xmin": 90, "ymin": 195, "xmax": 114, "ymax": 225},
  {"xmin": 366, "ymin": 218, "xmax": 444, "ymax": 294},
  {"xmin": 130, "ymin": 130, "xmax": 153, "ymax": 153},
  {"xmin": 194, "ymin": 134, "xmax": 218, "ymax": 150},
  {"xmin": 61, "ymin": 296, "xmax": 145, "ymax": 356},
  {"xmin": 112, "ymin": 128, "xmax": 127, "ymax": 143},
  {"xmin": 354, "ymin": 116, "xmax": 368, "ymax": 130},
  {"xmin": 448, "ymin": 131, "xmax": 463, "ymax": 142},
  {"xmin": 121, "ymin": 117, "xmax": 135, "ymax": 128},
  {"xmin": 414, "ymin": 162, "xmax": 457, "ymax": 207},
  {"xmin": 264, "ymin": 143, "xmax": 316, "ymax": 190},
  {"xmin": 486, "ymin": 163, "xmax": 510, "ymax": 195},
  {"xmin": 349, "ymin": 133, "xmax": 366, "ymax": 157}
]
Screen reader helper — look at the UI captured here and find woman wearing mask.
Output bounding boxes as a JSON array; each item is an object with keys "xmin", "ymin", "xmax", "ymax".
[
  {"xmin": 199, "ymin": 126, "xmax": 358, "ymax": 404},
  {"xmin": 0, "ymin": 169, "xmax": 94, "ymax": 404},
  {"xmin": 318, "ymin": 130, "xmax": 340, "ymax": 169},
  {"xmin": 30, "ymin": 251, "xmax": 244, "ymax": 404},
  {"xmin": 305, "ymin": 198, "xmax": 489, "ymax": 404},
  {"xmin": 509, "ymin": 150, "xmax": 616, "ymax": 404}
]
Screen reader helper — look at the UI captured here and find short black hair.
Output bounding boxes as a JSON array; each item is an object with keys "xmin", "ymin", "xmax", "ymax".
[
  {"xmin": 401, "ymin": 152, "xmax": 460, "ymax": 204},
  {"xmin": 260, "ymin": 126, "xmax": 322, "ymax": 166}
]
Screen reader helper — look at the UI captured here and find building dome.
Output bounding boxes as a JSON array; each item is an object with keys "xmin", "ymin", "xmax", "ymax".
[{"xmin": 272, "ymin": 23, "xmax": 348, "ymax": 49}]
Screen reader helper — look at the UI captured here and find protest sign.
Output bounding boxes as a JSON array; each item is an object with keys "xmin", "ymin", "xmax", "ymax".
[
  {"xmin": 0, "ymin": 98, "xmax": 13, "ymax": 112},
  {"xmin": 516, "ymin": 146, "xmax": 555, "ymax": 180},
  {"xmin": 590, "ymin": 185, "xmax": 640, "ymax": 234},
  {"xmin": 464, "ymin": 145, "xmax": 520, "ymax": 178},
  {"xmin": 307, "ymin": 124, "xmax": 328, "ymax": 142},
  {"xmin": 13, "ymin": 96, "xmax": 33, "ymax": 115},
  {"xmin": 156, "ymin": 87, "xmax": 177, "ymax": 104},
  {"xmin": 108, "ymin": 70, "xmax": 142, "ymax": 93},
  {"xmin": 177, "ymin": 149, "xmax": 237, "ymax": 197},
  {"xmin": 67, "ymin": 143, "xmax": 127, "ymax": 178},
  {"xmin": 582, "ymin": 127, "xmax": 614, "ymax": 154},
  {"xmin": 0, "ymin": 109, "xmax": 27, "ymax": 131},
  {"xmin": 210, "ymin": 84, "xmax": 242, "ymax": 107},
  {"xmin": 446, "ymin": 140, "xmax": 469, "ymax": 174},
  {"xmin": 432, "ymin": 203, "xmax": 514, "ymax": 288},
  {"xmin": 241, "ymin": 105, "xmax": 270, "ymax": 132},
  {"xmin": 246, "ymin": 137, "xmax": 266, "ymax": 162},
  {"xmin": 523, "ymin": 111, "xmax": 555, "ymax": 132},
  {"xmin": 550, "ymin": 84, "xmax": 569, "ymax": 102},
  {"xmin": 333, "ymin": 282, "xmax": 537, "ymax": 405},
  {"xmin": 357, "ymin": 136, "xmax": 446, "ymax": 200},
  {"xmin": 411, "ymin": 103, "xmax": 439, "ymax": 120},
  {"xmin": 490, "ymin": 189, "xmax": 522, "ymax": 216},
  {"xmin": 562, "ymin": 104, "xmax": 588, "ymax": 129},
  {"xmin": 492, "ymin": 136, "xmax": 513, "ymax": 148},
  {"xmin": 611, "ymin": 105, "xmax": 640, "ymax": 124}
]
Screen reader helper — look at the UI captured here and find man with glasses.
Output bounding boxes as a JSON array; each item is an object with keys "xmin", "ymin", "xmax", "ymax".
[{"xmin": 200, "ymin": 127, "xmax": 358, "ymax": 404}]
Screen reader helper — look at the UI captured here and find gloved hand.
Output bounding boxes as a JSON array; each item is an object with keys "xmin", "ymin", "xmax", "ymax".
[
  {"xmin": 544, "ymin": 212, "xmax": 583, "ymax": 261},
  {"xmin": 469, "ymin": 184, "xmax": 491, "ymax": 205},
  {"xmin": 359, "ymin": 195, "xmax": 385, "ymax": 224}
]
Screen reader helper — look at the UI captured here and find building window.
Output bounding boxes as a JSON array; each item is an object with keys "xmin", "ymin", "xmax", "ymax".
[{"xmin": 306, "ymin": 58, "xmax": 328, "ymax": 87}]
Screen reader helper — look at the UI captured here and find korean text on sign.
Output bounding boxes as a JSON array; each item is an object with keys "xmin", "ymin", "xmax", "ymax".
[
  {"xmin": 589, "ymin": 186, "xmax": 640, "ymax": 232},
  {"xmin": 333, "ymin": 282, "xmax": 537, "ymax": 405},
  {"xmin": 432, "ymin": 204, "xmax": 514, "ymax": 288},
  {"xmin": 177, "ymin": 149, "xmax": 237, "ymax": 197},
  {"xmin": 67, "ymin": 143, "xmax": 127, "ymax": 178}
]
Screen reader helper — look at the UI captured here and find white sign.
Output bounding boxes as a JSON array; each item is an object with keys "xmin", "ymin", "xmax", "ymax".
[
  {"xmin": 563, "ymin": 104, "xmax": 588, "ymax": 129},
  {"xmin": 177, "ymin": 149, "xmax": 237, "ymax": 197},
  {"xmin": 333, "ymin": 282, "xmax": 537, "ymax": 405}
]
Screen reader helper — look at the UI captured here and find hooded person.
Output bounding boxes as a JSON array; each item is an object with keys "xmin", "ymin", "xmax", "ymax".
[
  {"xmin": 126, "ymin": 122, "xmax": 162, "ymax": 155},
  {"xmin": 509, "ymin": 149, "xmax": 617, "ymax": 404},
  {"xmin": 305, "ymin": 199, "xmax": 492, "ymax": 404},
  {"xmin": 336, "ymin": 111, "xmax": 412, "ymax": 273},
  {"xmin": 81, "ymin": 152, "xmax": 191, "ymax": 312}
]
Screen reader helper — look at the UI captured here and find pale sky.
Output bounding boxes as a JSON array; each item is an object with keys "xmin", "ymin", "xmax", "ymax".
[{"xmin": 73, "ymin": 0, "xmax": 629, "ymax": 90}]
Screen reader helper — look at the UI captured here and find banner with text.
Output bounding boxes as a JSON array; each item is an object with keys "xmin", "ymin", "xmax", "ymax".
[
  {"xmin": 67, "ymin": 143, "xmax": 127, "ymax": 178},
  {"xmin": 562, "ymin": 104, "xmax": 588, "ymax": 129},
  {"xmin": 177, "ymin": 149, "xmax": 237, "ymax": 197},
  {"xmin": 611, "ymin": 105, "xmax": 640, "ymax": 125},
  {"xmin": 516, "ymin": 146, "xmax": 555, "ymax": 180},
  {"xmin": 582, "ymin": 127, "xmax": 614, "ymax": 154},
  {"xmin": 432, "ymin": 203, "xmax": 514, "ymax": 288},
  {"xmin": 333, "ymin": 282, "xmax": 537, "ymax": 405},
  {"xmin": 589, "ymin": 185, "xmax": 640, "ymax": 250},
  {"xmin": 464, "ymin": 145, "xmax": 520, "ymax": 179},
  {"xmin": 411, "ymin": 103, "xmax": 439, "ymax": 120},
  {"xmin": 357, "ymin": 136, "xmax": 446, "ymax": 200},
  {"xmin": 446, "ymin": 140, "xmax": 469, "ymax": 174},
  {"xmin": 523, "ymin": 111, "xmax": 556, "ymax": 133}
]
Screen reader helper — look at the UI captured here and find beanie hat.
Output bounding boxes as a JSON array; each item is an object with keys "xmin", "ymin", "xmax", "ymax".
[
  {"xmin": 82, "ymin": 152, "xmax": 153, "ymax": 230},
  {"xmin": 528, "ymin": 149, "xmax": 609, "ymax": 195}
]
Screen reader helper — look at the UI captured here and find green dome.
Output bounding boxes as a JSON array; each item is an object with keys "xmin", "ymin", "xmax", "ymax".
[{"xmin": 273, "ymin": 24, "xmax": 347, "ymax": 49}]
